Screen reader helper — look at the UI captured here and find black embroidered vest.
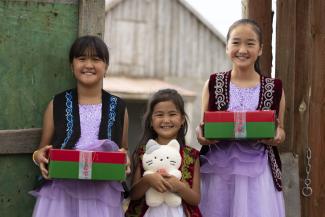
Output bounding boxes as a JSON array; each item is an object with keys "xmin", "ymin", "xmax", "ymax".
[
  {"xmin": 202, "ymin": 71, "xmax": 283, "ymax": 191},
  {"xmin": 52, "ymin": 88, "xmax": 126, "ymax": 149}
]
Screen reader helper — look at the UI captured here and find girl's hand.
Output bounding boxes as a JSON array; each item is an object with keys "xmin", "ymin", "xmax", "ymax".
[
  {"xmin": 273, "ymin": 125, "xmax": 286, "ymax": 145},
  {"xmin": 196, "ymin": 122, "xmax": 219, "ymax": 145},
  {"xmin": 119, "ymin": 148, "xmax": 131, "ymax": 176},
  {"xmin": 259, "ymin": 119, "xmax": 286, "ymax": 146},
  {"xmin": 145, "ymin": 173, "xmax": 172, "ymax": 193},
  {"xmin": 163, "ymin": 175, "xmax": 186, "ymax": 193},
  {"xmin": 34, "ymin": 145, "xmax": 52, "ymax": 179}
]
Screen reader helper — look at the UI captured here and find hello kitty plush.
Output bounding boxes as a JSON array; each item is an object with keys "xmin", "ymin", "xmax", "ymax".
[{"xmin": 142, "ymin": 139, "xmax": 182, "ymax": 207}]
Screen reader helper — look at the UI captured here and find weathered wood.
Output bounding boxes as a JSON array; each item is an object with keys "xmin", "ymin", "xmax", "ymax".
[
  {"xmin": 0, "ymin": 128, "xmax": 41, "ymax": 154},
  {"xmin": 244, "ymin": 0, "xmax": 272, "ymax": 77},
  {"xmin": 275, "ymin": 0, "xmax": 325, "ymax": 216},
  {"xmin": 305, "ymin": 0, "xmax": 325, "ymax": 216},
  {"xmin": 292, "ymin": 1, "xmax": 313, "ymax": 216},
  {"xmin": 104, "ymin": 0, "xmax": 231, "ymax": 79},
  {"xmin": 79, "ymin": 0, "xmax": 105, "ymax": 37},
  {"xmin": 0, "ymin": 1, "xmax": 78, "ymax": 215},
  {"xmin": 276, "ymin": 0, "xmax": 296, "ymax": 154}
]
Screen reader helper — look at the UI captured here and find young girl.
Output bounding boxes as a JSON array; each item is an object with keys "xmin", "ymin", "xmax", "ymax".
[
  {"xmin": 31, "ymin": 35, "xmax": 129, "ymax": 217},
  {"xmin": 125, "ymin": 89, "xmax": 202, "ymax": 217},
  {"xmin": 196, "ymin": 19, "xmax": 286, "ymax": 217}
]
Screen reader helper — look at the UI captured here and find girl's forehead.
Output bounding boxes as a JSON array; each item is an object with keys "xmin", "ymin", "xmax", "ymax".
[
  {"xmin": 153, "ymin": 100, "xmax": 178, "ymax": 111},
  {"xmin": 229, "ymin": 24, "xmax": 259, "ymax": 40}
]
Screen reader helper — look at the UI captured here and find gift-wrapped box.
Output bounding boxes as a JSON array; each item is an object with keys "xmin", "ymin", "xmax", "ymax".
[
  {"xmin": 204, "ymin": 111, "xmax": 275, "ymax": 139},
  {"xmin": 49, "ymin": 149, "xmax": 126, "ymax": 181}
]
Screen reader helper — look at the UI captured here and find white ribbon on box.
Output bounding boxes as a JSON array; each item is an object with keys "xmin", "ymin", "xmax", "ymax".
[
  {"xmin": 79, "ymin": 151, "xmax": 93, "ymax": 179},
  {"xmin": 234, "ymin": 111, "xmax": 247, "ymax": 138}
]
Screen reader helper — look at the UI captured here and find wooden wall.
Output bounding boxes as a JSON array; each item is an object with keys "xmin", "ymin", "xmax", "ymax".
[
  {"xmin": 0, "ymin": 1, "xmax": 78, "ymax": 216},
  {"xmin": 243, "ymin": 0, "xmax": 325, "ymax": 217},
  {"xmin": 104, "ymin": 0, "xmax": 231, "ymax": 79},
  {"xmin": 0, "ymin": 0, "xmax": 105, "ymax": 216},
  {"xmin": 245, "ymin": 0, "xmax": 325, "ymax": 216},
  {"xmin": 276, "ymin": 0, "xmax": 325, "ymax": 216}
]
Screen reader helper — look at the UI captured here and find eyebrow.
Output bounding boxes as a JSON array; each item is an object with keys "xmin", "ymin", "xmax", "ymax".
[
  {"xmin": 153, "ymin": 110, "xmax": 179, "ymax": 114},
  {"xmin": 231, "ymin": 37, "xmax": 257, "ymax": 41}
]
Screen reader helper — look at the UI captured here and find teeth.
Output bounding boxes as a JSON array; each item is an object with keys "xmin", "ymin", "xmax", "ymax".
[
  {"xmin": 236, "ymin": 56, "xmax": 248, "ymax": 60},
  {"xmin": 161, "ymin": 126, "xmax": 173, "ymax": 128},
  {"xmin": 82, "ymin": 71, "xmax": 95, "ymax": 74}
]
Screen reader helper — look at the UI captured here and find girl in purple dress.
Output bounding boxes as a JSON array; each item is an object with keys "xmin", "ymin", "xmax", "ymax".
[
  {"xmin": 31, "ymin": 35, "xmax": 129, "ymax": 217},
  {"xmin": 196, "ymin": 19, "xmax": 286, "ymax": 217}
]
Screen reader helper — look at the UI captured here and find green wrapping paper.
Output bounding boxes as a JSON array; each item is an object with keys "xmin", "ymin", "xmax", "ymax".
[
  {"xmin": 204, "ymin": 111, "xmax": 275, "ymax": 139},
  {"xmin": 48, "ymin": 149, "xmax": 126, "ymax": 181}
]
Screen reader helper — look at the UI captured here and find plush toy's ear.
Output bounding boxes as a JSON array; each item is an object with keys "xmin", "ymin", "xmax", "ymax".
[
  {"xmin": 167, "ymin": 139, "xmax": 180, "ymax": 151},
  {"xmin": 145, "ymin": 139, "xmax": 160, "ymax": 154}
]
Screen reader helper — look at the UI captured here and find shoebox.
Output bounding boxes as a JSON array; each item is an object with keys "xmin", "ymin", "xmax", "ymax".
[
  {"xmin": 48, "ymin": 149, "xmax": 126, "ymax": 181},
  {"xmin": 204, "ymin": 111, "xmax": 275, "ymax": 139}
]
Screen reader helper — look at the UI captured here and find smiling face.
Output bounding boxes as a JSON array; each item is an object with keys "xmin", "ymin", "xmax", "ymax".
[
  {"xmin": 151, "ymin": 100, "xmax": 185, "ymax": 145},
  {"xmin": 226, "ymin": 24, "xmax": 262, "ymax": 71},
  {"xmin": 72, "ymin": 55, "xmax": 107, "ymax": 87},
  {"xmin": 69, "ymin": 36, "xmax": 109, "ymax": 88}
]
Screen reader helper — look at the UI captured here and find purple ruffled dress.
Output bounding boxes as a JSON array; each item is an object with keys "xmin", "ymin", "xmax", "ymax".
[
  {"xmin": 199, "ymin": 82, "xmax": 285, "ymax": 217},
  {"xmin": 31, "ymin": 104, "xmax": 124, "ymax": 217}
]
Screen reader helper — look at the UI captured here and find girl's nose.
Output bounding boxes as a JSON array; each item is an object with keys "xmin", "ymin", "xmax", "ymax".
[
  {"xmin": 238, "ymin": 45, "xmax": 247, "ymax": 53},
  {"xmin": 85, "ymin": 59, "xmax": 94, "ymax": 68},
  {"xmin": 162, "ymin": 116, "xmax": 170, "ymax": 122}
]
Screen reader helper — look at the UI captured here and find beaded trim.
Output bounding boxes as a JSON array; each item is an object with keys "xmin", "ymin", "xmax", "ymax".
[
  {"xmin": 107, "ymin": 96, "xmax": 117, "ymax": 139},
  {"xmin": 267, "ymin": 145, "xmax": 282, "ymax": 190},
  {"xmin": 61, "ymin": 91, "xmax": 73, "ymax": 149},
  {"xmin": 258, "ymin": 77, "xmax": 275, "ymax": 110},
  {"xmin": 214, "ymin": 72, "xmax": 229, "ymax": 110}
]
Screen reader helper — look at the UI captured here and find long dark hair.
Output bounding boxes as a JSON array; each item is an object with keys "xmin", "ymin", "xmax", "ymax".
[
  {"xmin": 69, "ymin": 35, "xmax": 109, "ymax": 65},
  {"xmin": 226, "ymin": 18, "xmax": 263, "ymax": 74},
  {"xmin": 131, "ymin": 89, "xmax": 188, "ymax": 170}
]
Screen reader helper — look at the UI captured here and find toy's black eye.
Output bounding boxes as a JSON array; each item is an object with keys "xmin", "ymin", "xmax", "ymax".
[
  {"xmin": 154, "ymin": 156, "xmax": 157, "ymax": 159},
  {"xmin": 166, "ymin": 157, "xmax": 169, "ymax": 159}
]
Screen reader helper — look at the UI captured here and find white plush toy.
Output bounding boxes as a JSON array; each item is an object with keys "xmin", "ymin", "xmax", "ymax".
[{"xmin": 142, "ymin": 139, "xmax": 182, "ymax": 207}]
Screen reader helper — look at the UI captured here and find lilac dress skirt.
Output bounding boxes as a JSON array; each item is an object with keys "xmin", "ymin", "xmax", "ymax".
[
  {"xmin": 30, "ymin": 104, "xmax": 124, "ymax": 217},
  {"xmin": 199, "ymin": 83, "xmax": 285, "ymax": 217}
]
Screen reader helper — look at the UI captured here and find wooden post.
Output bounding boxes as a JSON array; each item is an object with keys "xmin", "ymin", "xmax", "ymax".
[
  {"xmin": 79, "ymin": 0, "xmax": 105, "ymax": 37},
  {"xmin": 243, "ymin": 0, "xmax": 272, "ymax": 77},
  {"xmin": 276, "ymin": 0, "xmax": 296, "ymax": 154},
  {"xmin": 276, "ymin": 0, "xmax": 325, "ymax": 216},
  {"xmin": 304, "ymin": 1, "xmax": 325, "ymax": 216}
]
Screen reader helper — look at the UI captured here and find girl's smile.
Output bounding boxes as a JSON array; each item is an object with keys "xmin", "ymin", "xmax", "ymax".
[
  {"xmin": 226, "ymin": 24, "xmax": 262, "ymax": 70},
  {"xmin": 72, "ymin": 56, "xmax": 107, "ymax": 87},
  {"xmin": 151, "ymin": 100, "xmax": 184, "ymax": 145}
]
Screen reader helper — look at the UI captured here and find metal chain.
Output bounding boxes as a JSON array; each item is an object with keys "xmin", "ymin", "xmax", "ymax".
[
  {"xmin": 301, "ymin": 147, "xmax": 312, "ymax": 197},
  {"xmin": 301, "ymin": 87, "xmax": 312, "ymax": 197}
]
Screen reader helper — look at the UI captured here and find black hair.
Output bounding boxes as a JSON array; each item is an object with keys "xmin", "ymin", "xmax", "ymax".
[
  {"xmin": 226, "ymin": 18, "xmax": 262, "ymax": 74},
  {"xmin": 69, "ymin": 35, "xmax": 109, "ymax": 65},
  {"xmin": 131, "ymin": 89, "xmax": 188, "ymax": 172},
  {"xmin": 140, "ymin": 88, "xmax": 188, "ymax": 147}
]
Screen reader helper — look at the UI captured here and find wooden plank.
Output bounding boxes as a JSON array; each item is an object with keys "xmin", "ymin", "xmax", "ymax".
[
  {"xmin": 0, "ymin": 1, "xmax": 78, "ymax": 215},
  {"xmin": 78, "ymin": 0, "xmax": 105, "ymax": 37},
  {"xmin": 245, "ymin": 0, "xmax": 272, "ymax": 77},
  {"xmin": 0, "ymin": 128, "xmax": 41, "ymax": 154},
  {"xmin": 275, "ymin": 0, "xmax": 296, "ymax": 153},
  {"xmin": 305, "ymin": 0, "xmax": 325, "ymax": 216},
  {"xmin": 291, "ymin": 1, "xmax": 313, "ymax": 217}
]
